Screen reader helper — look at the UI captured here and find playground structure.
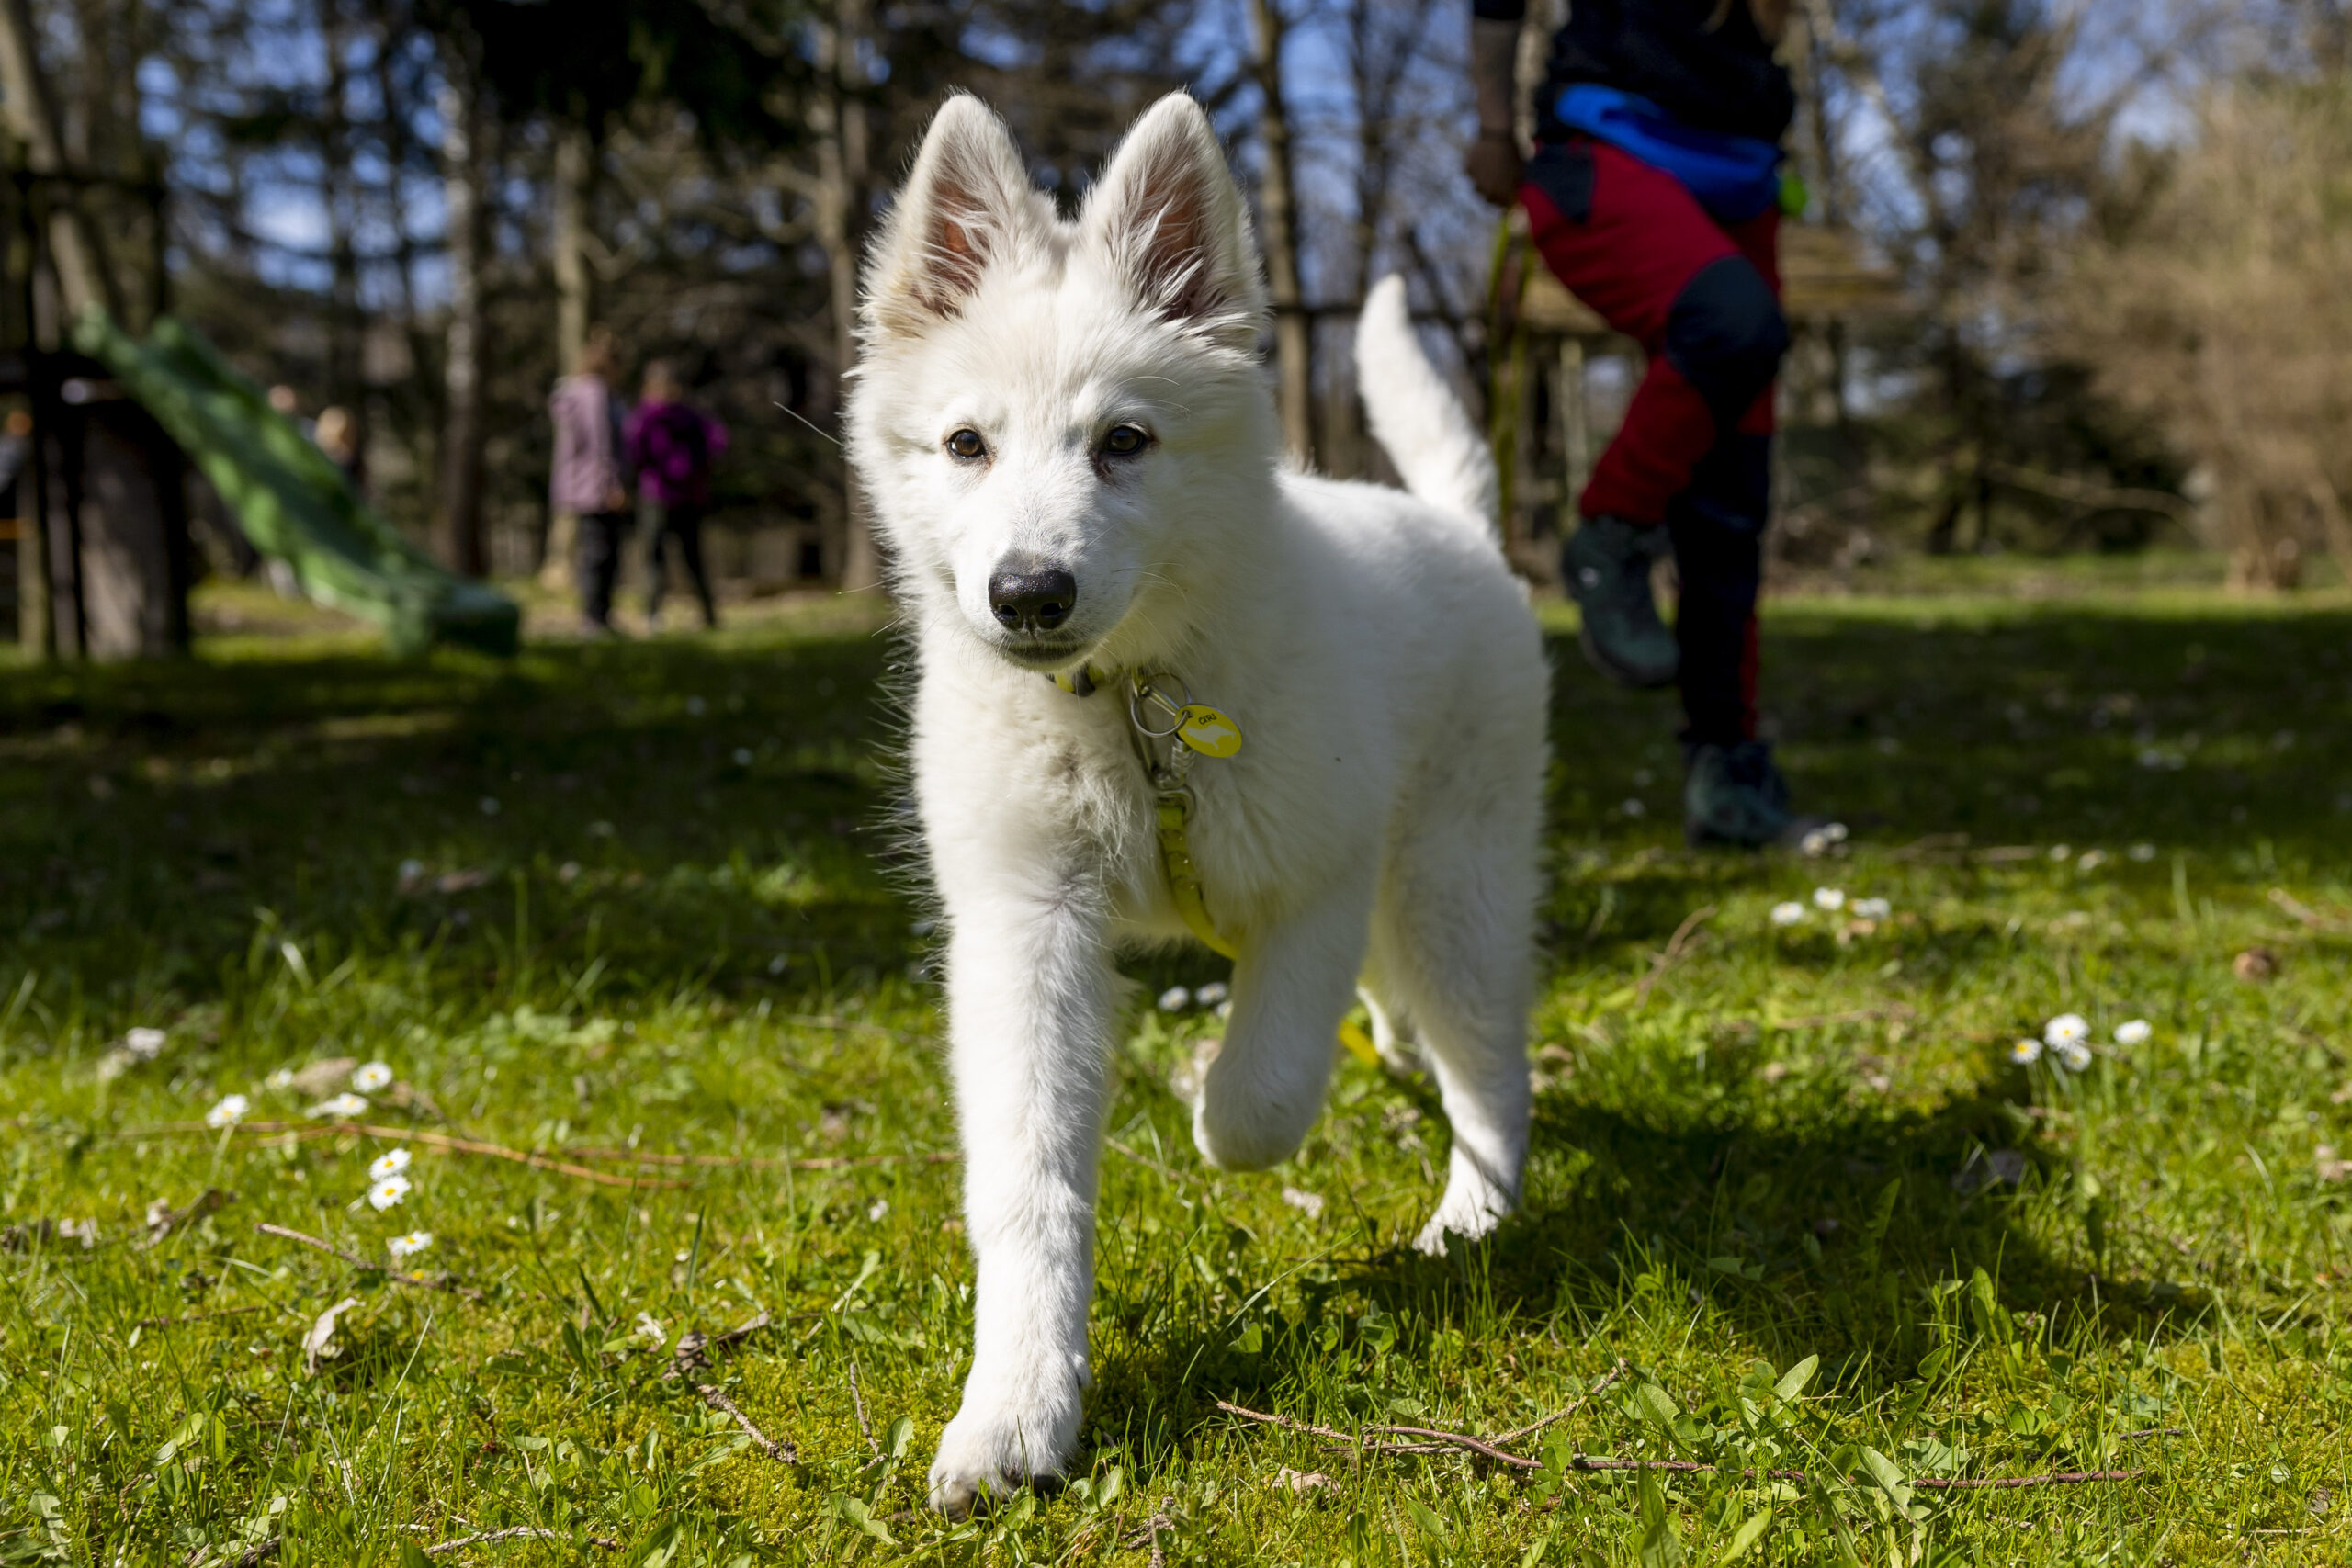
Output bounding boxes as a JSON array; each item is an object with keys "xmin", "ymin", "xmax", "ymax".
[{"xmin": 3, "ymin": 164, "xmax": 517, "ymax": 660}]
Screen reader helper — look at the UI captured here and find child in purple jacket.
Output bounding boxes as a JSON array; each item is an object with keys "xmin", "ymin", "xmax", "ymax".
[{"xmin": 624, "ymin": 361, "xmax": 729, "ymax": 630}]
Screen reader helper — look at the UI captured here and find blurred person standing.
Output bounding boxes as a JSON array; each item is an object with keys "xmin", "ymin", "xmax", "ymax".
[
  {"xmin": 314, "ymin": 405, "xmax": 362, "ymax": 490},
  {"xmin": 1464, "ymin": 0, "xmax": 1803, "ymax": 847},
  {"xmin": 548, "ymin": 327, "xmax": 633, "ymax": 636},
  {"xmin": 624, "ymin": 361, "xmax": 727, "ymax": 631}
]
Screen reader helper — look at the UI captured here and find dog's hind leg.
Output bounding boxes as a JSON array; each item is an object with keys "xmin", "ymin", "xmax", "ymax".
[
  {"xmin": 1193, "ymin": 872, "xmax": 1376, "ymax": 1172},
  {"xmin": 1377, "ymin": 826, "xmax": 1538, "ymax": 1255}
]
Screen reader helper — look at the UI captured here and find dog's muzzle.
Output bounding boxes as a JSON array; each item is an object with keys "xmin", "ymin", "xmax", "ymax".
[{"xmin": 988, "ymin": 556, "xmax": 1077, "ymax": 634}]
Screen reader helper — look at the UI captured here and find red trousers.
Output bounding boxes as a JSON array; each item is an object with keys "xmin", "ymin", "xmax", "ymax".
[{"xmin": 1521, "ymin": 138, "xmax": 1789, "ymax": 745}]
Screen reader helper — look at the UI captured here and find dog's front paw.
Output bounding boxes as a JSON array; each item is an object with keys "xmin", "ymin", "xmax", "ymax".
[{"xmin": 926, "ymin": 1387, "xmax": 1081, "ymax": 1517}]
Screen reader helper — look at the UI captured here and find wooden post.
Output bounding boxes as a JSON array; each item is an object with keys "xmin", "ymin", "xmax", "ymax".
[{"xmin": 815, "ymin": 0, "xmax": 880, "ymax": 593}]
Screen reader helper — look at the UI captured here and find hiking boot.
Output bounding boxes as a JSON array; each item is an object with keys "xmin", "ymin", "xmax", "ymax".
[
  {"xmin": 1685, "ymin": 739, "xmax": 1792, "ymax": 849},
  {"xmin": 1562, "ymin": 516, "xmax": 1679, "ymax": 688}
]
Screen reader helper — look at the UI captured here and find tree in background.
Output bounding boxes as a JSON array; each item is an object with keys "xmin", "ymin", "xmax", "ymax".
[{"xmin": 2065, "ymin": 81, "xmax": 2352, "ymax": 588}]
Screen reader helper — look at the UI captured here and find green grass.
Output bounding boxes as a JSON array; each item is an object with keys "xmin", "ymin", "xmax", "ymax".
[{"xmin": 2, "ymin": 571, "xmax": 2349, "ymax": 1565}]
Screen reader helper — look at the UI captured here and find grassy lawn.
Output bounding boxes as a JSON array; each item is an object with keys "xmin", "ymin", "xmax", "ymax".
[{"xmin": 2, "ymin": 571, "xmax": 2349, "ymax": 1565}]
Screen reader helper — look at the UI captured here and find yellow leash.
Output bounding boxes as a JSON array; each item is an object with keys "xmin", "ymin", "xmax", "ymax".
[{"xmin": 1051, "ymin": 664, "xmax": 1381, "ymax": 1068}]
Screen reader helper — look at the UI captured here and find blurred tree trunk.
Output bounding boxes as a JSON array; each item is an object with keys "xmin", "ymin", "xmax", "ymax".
[
  {"xmin": 436, "ymin": 71, "xmax": 489, "ymax": 578},
  {"xmin": 815, "ymin": 0, "xmax": 879, "ymax": 593},
  {"xmin": 322, "ymin": 0, "xmax": 363, "ymax": 429},
  {"xmin": 0, "ymin": 0, "xmax": 117, "ymax": 319},
  {"xmin": 1249, "ymin": 0, "xmax": 1314, "ymax": 468},
  {"xmin": 542, "ymin": 122, "xmax": 592, "ymax": 588}
]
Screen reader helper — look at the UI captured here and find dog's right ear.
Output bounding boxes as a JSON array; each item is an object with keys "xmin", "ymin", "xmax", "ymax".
[{"xmin": 863, "ymin": 95, "xmax": 1039, "ymax": 338}]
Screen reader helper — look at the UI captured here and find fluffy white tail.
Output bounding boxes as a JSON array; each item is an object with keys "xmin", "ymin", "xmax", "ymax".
[{"xmin": 1354, "ymin": 274, "xmax": 1498, "ymax": 540}]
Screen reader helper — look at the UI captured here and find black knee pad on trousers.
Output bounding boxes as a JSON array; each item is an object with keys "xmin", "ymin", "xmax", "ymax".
[{"xmin": 1663, "ymin": 256, "xmax": 1789, "ymax": 426}]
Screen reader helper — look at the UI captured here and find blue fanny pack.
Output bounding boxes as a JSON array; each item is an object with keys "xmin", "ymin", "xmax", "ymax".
[{"xmin": 1554, "ymin": 84, "xmax": 1785, "ymax": 221}]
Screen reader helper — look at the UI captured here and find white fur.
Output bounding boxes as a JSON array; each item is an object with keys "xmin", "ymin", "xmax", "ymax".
[{"xmin": 844, "ymin": 91, "xmax": 1548, "ymax": 1516}]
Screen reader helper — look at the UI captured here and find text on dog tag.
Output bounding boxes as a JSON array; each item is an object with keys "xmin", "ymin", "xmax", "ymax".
[{"xmin": 1176, "ymin": 705, "xmax": 1243, "ymax": 758}]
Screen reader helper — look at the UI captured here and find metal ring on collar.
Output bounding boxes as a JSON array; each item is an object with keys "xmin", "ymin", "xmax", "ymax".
[{"xmin": 1127, "ymin": 671, "xmax": 1192, "ymax": 739}]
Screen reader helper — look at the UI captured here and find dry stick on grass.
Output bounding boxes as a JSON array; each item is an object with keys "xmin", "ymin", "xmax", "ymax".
[
  {"xmin": 698, "ymin": 1383, "xmax": 797, "ymax": 1462},
  {"xmin": 848, "ymin": 1359, "xmax": 880, "ymax": 1459},
  {"xmin": 421, "ymin": 1526, "xmax": 621, "ymax": 1554},
  {"xmin": 664, "ymin": 1312, "xmax": 775, "ymax": 1381},
  {"xmin": 1486, "ymin": 1358, "xmax": 1628, "ymax": 1448},
  {"xmin": 1215, "ymin": 1400, "xmax": 2147, "ymax": 1489},
  {"xmin": 253, "ymin": 1223, "xmax": 484, "ymax": 1303},
  {"xmin": 135, "ymin": 1122, "xmax": 685, "ymax": 1190},
  {"xmin": 136, "ymin": 1303, "xmax": 274, "ymax": 1330},
  {"xmin": 2268, "ymin": 886, "xmax": 2348, "ymax": 931},
  {"xmin": 560, "ymin": 1147, "xmax": 956, "ymax": 1173},
  {"xmin": 1634, "ymin": 906, "xmax": 1716, "ymax": 1003}
]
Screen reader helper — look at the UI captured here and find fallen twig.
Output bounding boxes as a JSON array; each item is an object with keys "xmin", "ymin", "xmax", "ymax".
[
  {"xmin": 698, "ymin": 1383, "xmax": 797, "ymax": 1462},
  {"xmin": 145, "ymin": 1189, "xmax": 235, "ymax": 1247},
  {"xmin": 849, "ymin": 1359, "xmax": 880, "ymax": 1459},
  {"xmin": 2269, "ymin": 887, "xmax": 2348, "ymax": 931},
  {"xmin": 1487, "ymin": 1358, "xmax": 1628, "ymax": 1447},
  {"xmin": 253, "ymin": 1223, "xmax": 483, "ymax": 1303},
  {"xmin": 420, "ymin": 1526, "xmax": 619, "ymax": 1554},
  {"xmin": 1767, "ymin": 1005, "xmax": 1916, "ymax": 1032},
  {"xmin": 559, "ymin": 1146, "xmax": 957, "ymax": 1173},
  {"xmin": 188, "ymin": 1539, "xmax": 280, "ymax": 1567},
  {"xmin": 1634, "ymin": 906, "xmax": 1716, "ymax": 1003},
  {"xmin": 1364, "ymin": 1423, "xmax": 1539, "ymax": 1470},
  {"xmin": 129, "ymin": 1122, "xmax": 685, "ymax": 1190},
  {"xmin": 1215, "ymin": 1399, "xmax": 2149, "ymax": 1491},
  {"xmin": 137, "ymin": 1303, "xmax": 273, "ymax": 1330},
  {"xmin": 1119, "ymin": 1496, "xmax": 1178, "ymax": 1562},
  {"xmin": 663, "ymin": 1312, "xmax": 773, "ymax": 1380},
  {"xmin": 2119, "ymin": 1427, "xmax": 2186, "ymax": 1441}
]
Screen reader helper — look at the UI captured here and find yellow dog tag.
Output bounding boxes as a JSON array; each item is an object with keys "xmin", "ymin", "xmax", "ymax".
[{"xmin": 1176, "ymin": 704, "xmax": 1243, "ymax": 758}]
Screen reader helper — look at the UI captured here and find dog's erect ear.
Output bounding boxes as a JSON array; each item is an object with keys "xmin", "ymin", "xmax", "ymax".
[
  {"xmin": 864, "ymin": 95, "xmax": 1040, "ymax": 337},
  {"xmin": 1080, "ymin": 94, "xmax": 1265, "ymax": 347}
]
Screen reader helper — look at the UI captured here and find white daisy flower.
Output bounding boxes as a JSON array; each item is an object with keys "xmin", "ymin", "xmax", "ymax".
[
  {"xmin": 1812, "ymin": 887, "xmax": 1846, "ymax": 912},
  {"xmin": 1621, "ymin": 797, "xmax": 1646, "ymax": 818},
  {"xmin": 1770, "ymin": 901, "xmax": 1806, "ymax": 927},
  {"xmin": 351, "ymin": 1061, "xmax": 394, "ymax": 1092},
  {"xmin": 1158, "ymin": 986, "xmax": 1191, "ymax": 1012},
  {"xmin": 2128, "ymin": 843, "xmax": 2156, "ymax": 863},
  {"xmin": 1195, "ymin": 981, "xmax": 1229, "ymax": 1007},
  {"xmin": 2042, "ymin": 1013, "xmax": 2089, "ymax": 1047},
  {"xmin": 2055, "ymin": 1040, "xmax": 2093, "ymax": 1073},
  {"xmin": 205, "ymin": 1094, "xmax": 251, "ymax": 1129},
  {"xmin": 313, "ymin": 1092, "xmax": 369, "ymax": 1120},
  {"xmin": 866, "ymin": 1198, "xmax": 889, "ymax": 1222},
  {"xmin": 368, "ymin": 1148, "xmax": 413, "ymax": 1181},
  {"xmin": 387, "ymin": 1231, "xmax": 433, "ymax": 1261},
  {"xmin": 1852, "ymin": 897, "xmax": 1892, "ymax": 920},
  {"xmin": 2009, "ymin": 1039, "xmax": 2043, "ymax": 1065},
  {"xmin": 2114, "ymin": 1019, "xmax": 2152, "ymax": 1046},
  {"xmin": 634, "ymin": 1311, "xmax": 667, "ymax": 1348},
  {"xmin": 265, "ymin": 1067, "xmax": 294, "ymax": 1091},
  {"xmin": 367, "ymin": 1173, "xmax": 412, "ymax": 1211},
  {"xmin": 125, "ymin": 1027, "xmax": 167, "ymax": 1060}
]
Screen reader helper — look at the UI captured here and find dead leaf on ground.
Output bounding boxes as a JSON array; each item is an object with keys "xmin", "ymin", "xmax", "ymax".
[
  {"xmin": 302, "ymin": 1296, "xmax": 364, "ymax": 1373},
  {"xmin": 0, "ymin": 1218, "xmax": 99, "ymax": 1251},
  {"xmin": 287, "ymin": 1058, "xmax": 358, "ymax": 1099},
  {"xmin": 143, "ymin": 1189, "xmax": 234, "ymax": 1247},
  {"xmin": 2233, "ymin": 946, "xmax": 2279, "ymax": 983},
  {"xmin": 1272, "ymin": 1466, "xmax": 1339, "ymax": 1495}
]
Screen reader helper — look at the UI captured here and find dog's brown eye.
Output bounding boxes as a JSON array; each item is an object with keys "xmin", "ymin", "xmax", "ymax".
[
  {"xmin": 1102, "ymin": 424, "xmax": 1148, "ymax": 457},
  {"xmin": 946, "ymin": 428, "xmax": 987, "ymax": 460}
]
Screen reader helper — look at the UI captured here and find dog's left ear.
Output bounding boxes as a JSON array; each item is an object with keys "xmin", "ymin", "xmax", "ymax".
[
  {"xmin": 863, "ymin": 94, "xmax": 1047, "ymax": 339},
  {"xmin": 1080, "ymin": 94, "xmax": 1266, "ymax": 348}
]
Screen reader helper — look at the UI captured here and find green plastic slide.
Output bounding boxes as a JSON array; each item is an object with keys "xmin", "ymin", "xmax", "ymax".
[{"xmin": 71, "ymin": 309, "xmax": 520, "ymax": 657}]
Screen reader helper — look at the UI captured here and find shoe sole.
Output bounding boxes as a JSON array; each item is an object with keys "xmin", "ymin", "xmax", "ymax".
[{"xmin": 1577, "ymin": 620, "xmax": 1679, "ymax": 691}]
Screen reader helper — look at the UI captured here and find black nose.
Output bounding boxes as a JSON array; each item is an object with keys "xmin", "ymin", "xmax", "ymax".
[{"xmin": 988, "ymin": 563, "xmax": 1077, "ymax": 631}]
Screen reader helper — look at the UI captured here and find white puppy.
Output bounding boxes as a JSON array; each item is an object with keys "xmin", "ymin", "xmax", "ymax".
[{"xmin": 845, "ymin": 91, "xmax": 1548, "ymax": 1516}]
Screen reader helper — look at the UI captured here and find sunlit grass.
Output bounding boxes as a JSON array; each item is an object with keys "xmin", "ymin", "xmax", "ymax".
[{"xmin": 1, "ymin": 570, "xmax": 2347, "ymax": 1564}]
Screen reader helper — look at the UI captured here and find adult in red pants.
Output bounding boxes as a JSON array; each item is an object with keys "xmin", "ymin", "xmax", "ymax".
[{"xmin": 1467, "ymin": 0, "xmax": 1801, "ymax": 847}]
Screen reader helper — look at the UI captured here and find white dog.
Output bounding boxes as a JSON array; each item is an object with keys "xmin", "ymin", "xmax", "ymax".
[{"xmin": 845, "ymin": 90, "xmax": 1548, "ymax": 1515}]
